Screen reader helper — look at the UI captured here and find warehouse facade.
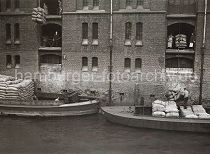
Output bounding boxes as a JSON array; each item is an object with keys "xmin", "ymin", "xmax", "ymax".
[{"xmin": 0, "ymin": 0, "xmax": 210, "ymax": 105}]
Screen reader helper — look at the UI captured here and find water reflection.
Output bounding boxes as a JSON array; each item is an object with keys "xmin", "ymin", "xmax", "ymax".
[{"xmin": 0, "ymin": 115, "xmax": 210, "ymax": 154}]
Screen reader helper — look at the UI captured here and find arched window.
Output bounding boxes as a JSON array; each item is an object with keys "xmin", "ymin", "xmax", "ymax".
[
  {"xmin": 125, "ymin": 22, "xmax": 132, "ymax": 40},
  {"xmin": 92, "ymin": 57, "xmax": 98, "ymax": 67},
  {"xmin": 92, "ymin": 57, "xmax": 98, "ymax": 71},
  {"xmin": 136, "ymin": 22, "xmax": 143, "ymax": 40},
  {"xmin": 135, "ymin": 58, "xmax": 142, "ymax": 70},
  {"xmin": 92, "ymin": 23, "xmax": 98, "ymax": 40},
  {"xmin": 41, "ymin": 23, "xmax": 62, "ymax": 47},
  {"xmin": 6, "ymin": 0, "xmax": 11, "ymax": 11},
  {"xmin": 124, "ymin": 58, "xmax": 131, "ymax": 71},
  {"xmin": 82, "ymin": 57, "xmax": 88, "ymax": 71},
  {"xmin": 14, "ymin": 0, "xmax": 20, "ymax": 10},
  {"xmin": 6, "ymin": 23, "xmax": 11, "ymax": 43},
  {"xmin": 14, "ymin": 55, "xmax": 20, "ymax": 68},
  {"xmin": 6, "ymin": 55, "xmax": 12, "ymax": 68},
  {"xmin": 82, "ymin": 57, "xmax": 88, "ymax": 66},
  {"xmin": 14, "ymin": 23, "xmax": 20, "ymax": 44},
  {"xmin": 82, "ymin": 22, "xmax": 88, "ymax": 39}
]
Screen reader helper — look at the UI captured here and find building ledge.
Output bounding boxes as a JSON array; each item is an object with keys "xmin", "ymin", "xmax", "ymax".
[
  {"xmin": 46, "ymin": 15, "xmax": 62, "ymax": 19},
  {"xmin": 166, "ymin": 49, "xmax": 195, "ymax": 54},
  {"xmin": 167, "ymin": 14, "xmax": 196, "ymax": 18},
  {"xmin": 39, "ymin": 47, "xmax": 62, "ymax": 51},
  {"xmin": 75, "ymin": 9, "xmax": 106, "ymax": 13},
  {"xmin": 166, "ymin": 68, "xmax": 194, "ymax": 75}
]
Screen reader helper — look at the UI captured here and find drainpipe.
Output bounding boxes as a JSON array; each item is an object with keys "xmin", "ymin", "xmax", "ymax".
[
  {"xmin": 108, "ymin": 0, "xmax": 113, "ymax": 106},
  {"xmin": 199, "ymin": 0, "xmax": 208, "ymax": 105}
]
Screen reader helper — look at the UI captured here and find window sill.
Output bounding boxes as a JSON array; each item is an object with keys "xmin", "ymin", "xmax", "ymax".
[
  {"xmin": 82, "ymin": 66, "xmax": 88, "ymax": 72},
  {"xmin": 14, "ymin": 40, "xmax": 20, "ymax": 45},
  {"xmin": 15, "ymin": 9, "xmax": 20, "ymax": 12},
  {"xmin": 15, "ymin": 65, "xmax": 20, "ymax": 69},
  {"xmin": 124, "ymin": 68, "xmax": 131, "ymax": 73},
  {"xmin": 6, "ymin": 65, "xmax": 12, "ymax": 69},
  {"xmin": 82, "ymin": 39, "xmax": 89, "ymax": 46},
  {"xmin": 5, "ymin": 40, "xmax": 12, "ymax": 45},
  {"xmin": 137, "ymin": 6, "xmax": 143, "ymax": 10},
  {"xmin": 92, "ymin": 67, "xmax": 98, "ymax": 72},
  {"xmin": 135, "ymin": 40, "xmax": 143, "ymax": 47},
  {"xmin": 93, "ymin": 6, "xmax": 99, "ymax": 11},
  {"xmin": 83, "ymin": 6, "xmax": 89, "ymax": 11},
  {"xmin": 92, "ymin": 39, "xmax": 99, "ymax": 46},
  {"xmin": 124, "ymin": 40, "xmax": 132, "ymax": 46},
  {"xmin": 135, "ymin": 69, "xmax": 142, "ymax": 73},
  {"xmin": 126, "ymin": 6, "xmax": 132, "ymax": 10}
]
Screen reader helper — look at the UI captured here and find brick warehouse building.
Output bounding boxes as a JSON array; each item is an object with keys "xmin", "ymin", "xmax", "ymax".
[{"xmin": 0, "ymin": 0, "xmax": 210, "ymax": 105}]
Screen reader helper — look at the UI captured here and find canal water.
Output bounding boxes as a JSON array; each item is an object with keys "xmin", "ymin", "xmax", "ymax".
[{"xmin": 0, "ymin": 114, "xmax": 210, "ymax": 154}]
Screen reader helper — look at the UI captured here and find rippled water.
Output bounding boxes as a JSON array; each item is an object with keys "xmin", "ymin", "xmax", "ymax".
[{"xmin": 0, "ymin": 114, "xmax": 210, "ymax": 154}]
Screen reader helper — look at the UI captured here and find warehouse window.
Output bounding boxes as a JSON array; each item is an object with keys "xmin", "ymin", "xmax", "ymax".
[
  {"xmin": 137, "ymin": 0, "xmax": 143, "ymax": 6},
  {"xmin": 125, "ymin": 22, "xmax": 132, "ymax": 46},
  {"xmin": 6, "ymin": 55, "xmax": 12, "ymax": 69},
  {"xmin": 40, "ymin": 54, "xmax": 61, "ymax": 64},
  {"xmin": 14, "ymin": 0, "xmax": 20, "ymax": 11},
  {"xmin": 6, "ymin": 0, "xmax": 11, "ymax": 11},
  {"xmin": 6, "ymin": 23, "xmax": 11, "ymax": 44},
  {"xmin": 92, "ymin": 57, "xmax": 98, "ymax": 72},
  {"xmin": 124, "ymin": 58, "xmax": 131, "ymax": 72},
  {"xmin": 41, "ymin": 0, "xmax": 61, "ymax": 15},
  {"xmin": 14, "ymin": 55, "xmax": 20, "ymax": 68},
  {"xmin": 82, "ymin": 57, "xmax": 88, "ymax": 71},
  {"xmin": 82, "ymin": 23, "xmax": 88, "ymax": 45},
  {"xmin": 136, "ymin": 22, "xmax": 143, "ymax": 46},
  {"xmin": 92, "ymin": 23, "xmax": 98, "ymax": 45},
  {"xmin": 83, "ymin": 0, "xmax": 88, "ymax": 9},
  {"xmin": 135, "ymin": 58, "xmax": 142, "ymax": 72},
  {"xmin": 14, "ymin": 23, "xmax": 20, "ymax": 44},
  {"xmin": 93, "ymin": 0, "xmax": 99, "ymax": 9}
]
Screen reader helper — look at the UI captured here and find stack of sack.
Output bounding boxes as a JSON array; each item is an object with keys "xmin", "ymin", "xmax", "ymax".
[
  {"xmin": 9, "ymin": 80, "xmax": 34, "ymax": 101},
  {"xmin": 152, "ymin": 100, "xmax": 166, "ymax": 117},
  {"xmin": 192, "ymin": 105, "xmax": 210, "ymax": 119},
  {"xmin": 180, "ymin": 106, "xmax": 198, "ymax": 119},
  {"xmin": 0, "ymin": 75, "xmax": 16, "ymax": 100},
  {"xmin": 165, "ymin": 101, "xmax": 179, "ymax": 118},
  {"xmin": 32, "ymin": 7, "xmax": 47, "ymax": 24},
  {"xmin": 0, "ymin": 82, "xmax": 6, "ymax": 100},
  {"xmin": 0, "ymin": 75, "xmax": 34, "ymax": 101}
]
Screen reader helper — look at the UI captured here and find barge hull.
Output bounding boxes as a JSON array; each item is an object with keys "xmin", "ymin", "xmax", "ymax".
[
  {"xmin": 101, "ymin": 106, "xmax": 210, "ymax": 133},
  {"xmin": 0, "ymin": 101, "xmax": 99, "ymax": 117}
]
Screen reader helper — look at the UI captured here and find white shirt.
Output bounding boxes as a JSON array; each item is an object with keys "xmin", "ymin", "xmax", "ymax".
[{"xmin": 184, "ymin": 90, "xmax": 189, "ymax": 98}]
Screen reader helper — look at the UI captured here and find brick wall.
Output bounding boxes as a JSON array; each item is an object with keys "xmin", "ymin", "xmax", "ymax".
[{"xmin": 0, "ymin": 0, "xmax": 39, "ymax": 77}]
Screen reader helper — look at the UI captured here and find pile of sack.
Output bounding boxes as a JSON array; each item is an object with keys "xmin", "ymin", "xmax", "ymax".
[
  {"xmin": 152, "ymin": 100, "xmax": 166, "ymax": 117},
  {"xmin": 0, "ymin": 75, "xmax": 34, "ymax": 101},
  {"xmin": 32, "ymin": 7, "xmax": 46, "ymax": 24},
  {"xmin": 165, "ymin": 101, "xmax": 179, "ymax": 118},
  {"xmin": 192, "ymin": 105, "xmax": 210, "ymax": 119},
  {"xmin": 152, "ymin": 100, "xmax": 179, "ymax": 118},
  {"xmin": 180, "ymin": 106, "xmax": 198, "ymax": 119}
]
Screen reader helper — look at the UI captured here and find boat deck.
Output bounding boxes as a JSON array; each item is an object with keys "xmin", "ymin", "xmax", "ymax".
[{"xmin": 101, "ymin": 106, "xmax": 210, "ymax": 133}]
